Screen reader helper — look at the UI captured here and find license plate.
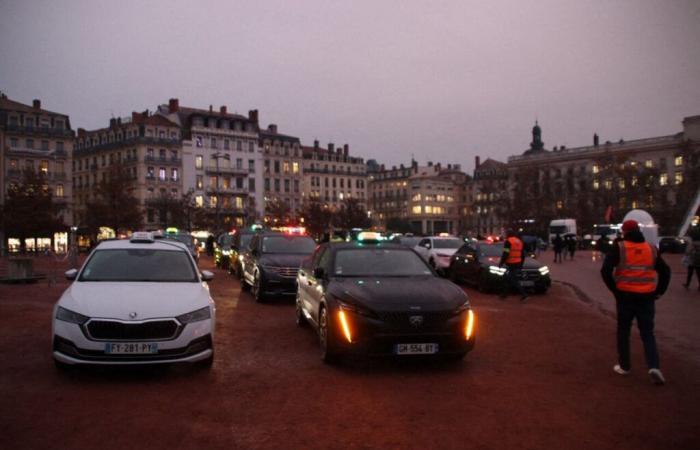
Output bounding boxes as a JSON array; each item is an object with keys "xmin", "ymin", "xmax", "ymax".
[
  {"xmin": 520, "ymin": 281, "xmax": 535, "ymax": 287},
  {"xmin": 395, "ymin": 343, "xmax": 439, "ymax": 355},
  {"xmin": 105, "ymin": 343, "xmax": 158, "ymax": 354}
]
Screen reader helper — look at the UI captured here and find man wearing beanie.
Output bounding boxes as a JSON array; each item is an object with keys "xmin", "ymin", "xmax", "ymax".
[{"xmin": 601, "ymin": 219, "xmax": 671, "ymax": 385}]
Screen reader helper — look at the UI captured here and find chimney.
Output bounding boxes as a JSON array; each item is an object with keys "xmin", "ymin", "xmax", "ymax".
[
  {"xmin": 268, "ymin": 124, "xmax": 277, "ymax": 133},
  {"xmin": 343, "ymin": 144, "xmax": 349, "ymax": 156},
  {"xmin": 328, "ymin": 143, "xmax": 335, "ymax": 153},
  {"xmin": 209, "ymin": 105, "xmax": 213, "ymax": 112},
  {"xmin": 428, "ymin": 161, "xmax": 433, "ymax": 167},
  {"xmin": 132, "ymin": 111, "xmax": 141, "ymax": 122},
  {"xmin": 392, "ymin": 165, "xmax": 397, "ymax": 170},
  {"xmin": 448, "ymin": 164, "xmax": 452, "ymax": 170},
  {"xmin": 77, "ymin": 128, "xmax": 86, "ymax": 137},
  {"xmin": 109, "ymin": 118, "xmax": 117, "ymax": 128},
  {"xmin": 593, "ymin": 133, "xmax": 599, "ymax": 146},
  {"xmin": 337, "ymin": 148, "xmax": 343, "ymax": 156},
  {"xmin": 220, "ymin": 105, "xmax": 227, "ymax": 115},
  {"xmin": 32, "ymin": 99, "xmax": 41, "ymax": 109},
  {"xmin": 248, "ymin": 109, "xmax": 259, "ymax": 122},
  {"xmin": 169, "ymin": 98, "xmax": 179, "ymax": 112},
  {"xmin": 400, "ymin": 163, "xmax": 404, "ymax": 169},
  {"xmin": 117, "ymin": 118, "xmax": 122, "ymax": 125},
  {"xmin": 314, "ymin": 139, "xmax": 319, "ymax": 149},
  {"xmin": 380, "ymin": 164, "xmax": 385, "ymax": 171},
  {"xmin": 475, "ymin": 156, "xmax": 480, "ymax": 169}
]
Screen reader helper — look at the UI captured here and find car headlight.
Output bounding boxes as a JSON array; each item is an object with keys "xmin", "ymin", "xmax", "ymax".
[
  {"xmin": 177, "ymin": 306, "xmax": 211, "ymax": 324},
  {"xmin": 465, "ymin": 310, "xmax": 475, "ymax": 340},
  {"xmin": 453, "ymin": 300, "xmax": 470, "ymax": 316},
  {"xmin": 338, "ymin": 300, "xmax": 375, "ymax": 318},
  {"xmin": 538, "ymin": 266, "xmax": 550, "ymax": 276},
  {"xmin": 488, "ymin": 265, "xmax": 506, "ymax": 276},
  {"xmin": 56, "ymin": 306, "xmax": 89, "ymax": 325}
]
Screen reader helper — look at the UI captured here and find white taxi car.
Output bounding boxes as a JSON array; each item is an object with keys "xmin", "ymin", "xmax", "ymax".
[
  {"xmin": 52, "ymin": 232, "xmax": 215, "ymax": 368},
  {"xmin": 414, "ymin": 236, "xmax": 464, "ymax": 273}
]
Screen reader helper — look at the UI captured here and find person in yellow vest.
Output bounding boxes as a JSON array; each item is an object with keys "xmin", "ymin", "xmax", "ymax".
[
  {"xmin": 601, "ymin": 219, "xmax": 671, "ymax": 385},
  {"xmin": 499, "ymin": 229, "xmax": 529, "ymax": 302}
]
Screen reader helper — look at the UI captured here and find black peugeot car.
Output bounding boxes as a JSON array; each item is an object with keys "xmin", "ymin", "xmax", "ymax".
[
  {"xmin": 241, "ymin": 231, "xmax": 317, "ymax": 302},
  {"xmin": 295, "ymin": 234, "xmax": 476, "ymax": 364},
  {"xmin": 449, "ymin": 241, "xmax": 551, "ymax": 294}
]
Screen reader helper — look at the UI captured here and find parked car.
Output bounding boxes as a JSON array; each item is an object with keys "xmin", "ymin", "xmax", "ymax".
[
  {"xmin": 413, "ymin": 236, "xmax": 464, "ymax": 274},
  {"xmin": 658, "ymin": 236, "xmax": 687, "ymax": 254},
  {"xmin": 229, "ymin": 228, "xmax": 260, "ymax": 279},
  {"xmin": 449, "ymin": 241, "xmax": 551, "ymax": 294},
  {"xmin": 163, "ymin": 230, "xmax": 199, "ymax": 262},
  {"xmin": 295, "ymin": 238, "xmax": 476, "ymax": 363},
  {"xmin": 390, "ymin": 235, "xmax": 422, "ymax": 248},
  {"xmin": 214, "ymin": 232, "xmax": 235, "ymax": 269},
  {"xmin": 52, "ymin": 232, "xmax": 215, "ymax": 368},
  {"xmin": 241, "ymin": 231, "xmax": 317, "ymax": 302}
]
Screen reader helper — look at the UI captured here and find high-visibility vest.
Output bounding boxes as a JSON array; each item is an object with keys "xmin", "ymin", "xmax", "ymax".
[
  {"xmin": 505, "ymin": 237, "xmax": 523, "ymax": 264},
  {"xmin": 614, "ymin": 241, "xmax": 657, "ymax": 294}
]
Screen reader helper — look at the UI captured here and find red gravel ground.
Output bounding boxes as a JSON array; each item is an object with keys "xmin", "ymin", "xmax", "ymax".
[{"xmin": 1, "ymin": 255, "xmax": 699, "ymax": 450}]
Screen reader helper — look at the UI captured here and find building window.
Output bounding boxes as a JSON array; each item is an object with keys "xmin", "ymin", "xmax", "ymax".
[
  {"xmin": 274, "ymin": 161, "xmax": 280, "ymax": 173},
  {"xmin": 659, "ymin": 173, "xmax": 668, "ymax": 186},
  {"xmin": 10, "ymin": 138, "xmax": 18, "ymax": 147},
  {"xmin": 274, "ymin": 179, "xmax": 280, "ymax": 192},
  {"xmin": 236, "ymin": 158, "xmax": 243, "ymax": 169},
  {"xmin": 211, "ymin": 137, "xmax": 217, "ymax": 148},
  {"xmin": 195, "ymin": 195, "xmax": 203, "ymax": 207},
  {"xmin": 675, "ymin": 156, "xmax": 683, "ymax": 167},
  {"xmin": 618, "ymin": 179, "xmax": 625, "ymax": 189},
  {"xmin": 264, "ymin": 178, "xmax": 270, "ymax": 191},
  {"xmin": 249, "ymin": 178, "xmax": 256, "ymax": 192},
  {"xmin": 604, "ymin": 180, "xmax": 612, "ymax": 190},
  {"xmin": 210, "ymin": 196, "xmax": 218, "ymax": 208},
  {"xmin": 592, "ymin": 164, "xmax": 599, "ymax": 174},
  {"xmin": 195, "ymin": 136, "xmax": 203, "ymax": 147},
  {"xmin": 171, "ymin": 168, "xmax": 178, "ymax": 181},
  {"xmin": 195, "ymin": 155, "xmax": 203, "ymax": 169},
  {"xmin": 196, "ymin": 175, "xmax": 203, "ymax": 189},
  {"xmin": 159, "ymin": 168, "xmax": 166, "ymax": 181},
  {"xmin": 55, "ymin": 184, "xmax": 64, "ymax": 197},
  {"xmin": 292, "ymin": 162, "xmax": 299, "ymax": 174},
  {"xmin": 40, "ymin": 160, "xmax": 49, "ymax": 174},
  {"xmin": 237, "ymin": 140, "xmax": 242, "ymax": 151},
  {"xmin": 644, "ymin": 160, "xmax": 653, "ymax": 168},
  {"xmin": 283, "ymin": 161, "xmax": 290, "ymax": 173},
  {"xmin": 675, "ymin": 172, "xmax": 683, "ymax": 185},
  {"xmin": 248, "ymin": 159, "xmax": 255, "ymax": 173},
  {"xmin": 56, "ymin": 141, "xmax": 64, "ymax": 151},
  {"xmin": 249, "ymin": 142, "xmax": 254, "ymax": 152},
  {"xmin": 26, "ymin": 139, "xmax": 34, "ymax": 149},
  {"xmin": 284, "ymin": 179, "xmax": 290, "ymax": 193},
  {"xmin": 294, "ymin": 180, "xmax": 299, "ymax": 193}
]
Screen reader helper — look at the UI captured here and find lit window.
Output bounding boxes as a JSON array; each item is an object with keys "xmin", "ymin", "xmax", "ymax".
[
  {"xmin": 195, "ymin": 195, "xmax": 203, "ymax": 207},
  {"xmin": 159, "ymin": 168, "xmax": 166, "ymax": 181},
  {"xmin": 195, "ymin": 155, "xmax": 203, "ymax": 169},
  {"xmin": 40, "ymin": 160, "xmax": 49, "ymax": 174},
  {"xmin": 675, "ymin": 156, "xmax": 683, "ymax": 167},
  {"xmin": 195, "ymin": 136, "xmax": 203, "ymax": 147},
  {"xmin": 196, "ymin": 175, "xmax": 203, "ymax": 189},
  {"xmin": 674, "ymin": 172, "xmax": 683, "ymax": 185},
  {"xmin": 644, "ymin": 160, "xmax": 653, "ymax": 168},
  {"xmin": 292, "ymin": 162, "xmax": 299, "ymax": 174},
  {"xmin": 412, "ymin": 193, "xmax": 421, "ymax": 202},
  {"xmin": 618, "ymin": 179, "xmax": 625, "ymax": 189},
  {"xmin": 210, "ymin": 196, "xmax": 218, "ymax": 207},
  {"xmin": 283, "ymin": 161, "xmax": 290, "ymax": 173},
  {"xmin": 425, "ymin": 205, "xmax": 433, "ymax": 214},
  {"xmin": 631, "ymin": 200, "xmax": 638, "ymax": 208},
  {"xmin": 55, "ymin": 184, "xmax": 64, "ymax": 197},
  {"xmin": 604, "ymin": 180, "xmax": 612, "ymax": 190},
  {"xmin": 556, "ymin": 200, "xmax": 563, "ymax": 209},
  {"xmin": 412, "ymin": 206, "xmax": 422, "ymax": 214},
  {"xmin": 592, "ymin": 165, "xmax": 599, "ymax": 174},
  {"xmin": 659, "ymin": 173, "xmax": 668, "ymax": 186},
  {"xmin": 631, "ymin": 176, "xmax": 638, "ymax": 187}
]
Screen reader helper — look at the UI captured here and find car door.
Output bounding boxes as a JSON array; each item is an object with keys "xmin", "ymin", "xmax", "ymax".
[
  {"xmin": 307, "ymin": 246, "xmax": 332, "ymax": 326},
  {"xmin": 298, "ymin": 246, "xmax": 322, "ymax": 320},
  {"xmin": 463, "ymin": 244, "xmax": 480, "ymax": 284},
  {"xmin": 451, "ymin": 244, "xmax": 469, "ymax": 279},
  {"xmin": 415, "ymin": 238, "xmax": 431, "ymax": 260},
  {"xmin": 242, "ymin": 235, "xmax": 259, "ymax": 285}
]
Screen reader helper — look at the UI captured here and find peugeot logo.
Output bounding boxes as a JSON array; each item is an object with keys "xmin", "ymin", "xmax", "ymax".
[
  {"xmin": 409, "ymin": 315, "xmax": 424, "ymax": 328},
  {"xmin": 129, "ymin": 312, "xmax": 138, "ymax": 319}
]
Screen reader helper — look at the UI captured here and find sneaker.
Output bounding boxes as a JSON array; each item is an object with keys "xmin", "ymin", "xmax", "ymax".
[
  {"xmin": 649, "ymin": 368, "xmax": 665, "ymax": 385},
  {"xmin": 613, "ymin": 364, "xmax": 630, "ymax": 375}
]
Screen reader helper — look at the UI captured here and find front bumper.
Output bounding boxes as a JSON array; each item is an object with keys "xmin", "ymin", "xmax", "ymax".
[
  {"xmin": 52, "ymin": 318, "xmax": 214, "ymax": 365},
  {"xmin": 329, "ymin": 309, "xmax": 475, "ymax": 358},
  {"xmin": 260, "ymin": 270, "xmax": 298, "ymax": 296}
]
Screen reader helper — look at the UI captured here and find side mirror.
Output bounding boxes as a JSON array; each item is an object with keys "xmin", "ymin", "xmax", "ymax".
[
  {"xmin": 201, "ymin": 270, "xmax": 214, "ymax": 281},
  {"xmin": 65, "ymin": 269, "xmax": 78, "ymax": 280},
  {"xmin": 313, "ymin": 267, "xmax": 326, "ymax": 279}
]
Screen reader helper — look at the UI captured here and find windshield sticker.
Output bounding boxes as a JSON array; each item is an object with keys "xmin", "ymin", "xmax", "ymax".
[{"xmin": 335, "ymin": 266, "xmax": 343, "ymax": 274}]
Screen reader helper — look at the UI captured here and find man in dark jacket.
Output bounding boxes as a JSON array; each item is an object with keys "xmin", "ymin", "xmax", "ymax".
[{"xmin": 601, "ymin": 220, "xmax": 671, "ymax": 385}]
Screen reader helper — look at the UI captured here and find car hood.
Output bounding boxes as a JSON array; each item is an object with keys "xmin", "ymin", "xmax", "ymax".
[
  {"xmin": 260, "ymin": 254, "xmax": 308, "ymax": 268},
  {"xmin": 328, "ymin": 276, "xmax": 467, "ymax": 312},
  {"xmin": 58, "ymin": 282, "xmax": 211, "ymax": 320},
  {"xmin": 480, "ymin": 256, "xmax": 543, "ymax": 270}
]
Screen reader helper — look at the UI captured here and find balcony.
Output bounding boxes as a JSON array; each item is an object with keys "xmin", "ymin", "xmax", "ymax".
[
  {"xmin": 145, "ymin": 155, "xmax": 181, "ymax": 165},
  {"xmin": 4, "ymin": 124, "xmax": 74, "ymax": 138},
  {"xmin": 6, "ymin": 169, "xmax": 22, "ymax": 178},
  {"xmin": 204, "ymin": 165, "xmax": 248, "ymax": 175},
  {"xmin": 206, "ymin": 186, "xmax": 249, "ymax": 196}
]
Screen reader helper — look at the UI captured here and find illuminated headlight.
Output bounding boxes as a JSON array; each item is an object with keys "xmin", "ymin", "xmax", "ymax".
[
  {"xmin": 489, "ymin": 266, "xmax": 506, "ymax": 276},
  {"xmin": 591, "ymin": 241, "xmax": 597, "ymax": 246},
  {"xmin": 538, "ymin": 266, "xmax": 550, "ymax": 276},
  {"xmin": 56, "ymin": 306, "xmax": 89, "ymax": 324},
  {"xmin": 337, "ymin": 310, "xmax": 353, "ymax": 343},
  {"xmin": 222, "ymin": 250, "xmax": 231, "ymax": 256},
  {"xmin": 465, "ymin": 310, "xmax": 475, "ymax": 340},
  {"xmin": 177, "ymin": 306, "xmax": 211, "ymax": 324}
]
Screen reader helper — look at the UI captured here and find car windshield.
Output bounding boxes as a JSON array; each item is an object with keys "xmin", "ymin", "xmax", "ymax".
[
  {"xmin": 333, "ymin": 248, "xmax": 433, "ymax": 277},
  {"xmin": 433, "ymin": 239, "xmax": 462, "ymax": 249},
  {"xmin": 240, "ymin": 234, "xmax": 254, "ymax": 250},
  {"xmin": 262, "ymin": 235, "xmax": 316, "ymax": 254},
  {"xmin": 478, "ymin": 243, "xmax": 504, "ymax": 258},
  {"xmin": 79, "ymin": 249, "xmax": 198, "ymax": 282},
  {"xmin": 167, "ymin": 234, "xmax": 194, "ymax": 247}
]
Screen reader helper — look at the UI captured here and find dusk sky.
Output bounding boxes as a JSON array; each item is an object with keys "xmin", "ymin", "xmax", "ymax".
[{"xmin": 1, "ymin": 0, "xmax": 699, "ymax": 173}]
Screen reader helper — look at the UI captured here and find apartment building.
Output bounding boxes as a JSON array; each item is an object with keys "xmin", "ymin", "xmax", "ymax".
[
  {"xmin": 0, "ymin": 94, "xmax": 74, "ymax": 252},
  {"xmin": 73, "ymin": 111, "xmax": 182, "ymax": 228},
  {"xmin": 368, "ymin": 160, "xmax": 466, "ymax": 234},
  {"xmin": 259, "ymin": 124, "xmax": 304, "ymax": 220},
  {"xmin": 302, "ymin": 141, "xmax": 367, "ymax": 210},
  {"xmin": 470, "ymin": 156, "xmax": 509, "ymax": 236},
  {"xmin": 157, "ymin": 99, "xmax": 263, "ymax": 230}
]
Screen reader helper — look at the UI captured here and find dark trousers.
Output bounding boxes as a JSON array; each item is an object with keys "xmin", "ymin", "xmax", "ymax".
[
  {"xmin": 554, "ymin": 250, "xmax": 563, "ymax": 263},
  {"xmin": 502, "ymin": 264, "xmax": 526, "ymax": 297},
  {"xmin": 685, "ymin": 266, "xmax": 700, "ymax": 287},
  {"xmin": 615, "ymin": 296, "xmax": 660, "ymax": 370}
]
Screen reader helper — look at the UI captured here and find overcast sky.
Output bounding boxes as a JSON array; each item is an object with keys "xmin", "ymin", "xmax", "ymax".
[{"xmin": 2, "ymin": 0, "xmax": 699, "ymax": 173}]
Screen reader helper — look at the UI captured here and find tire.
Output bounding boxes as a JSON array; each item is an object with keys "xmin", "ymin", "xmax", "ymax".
[
  {"xmin": 295, "ymin": 296, "xmax": 308, "ymax": 327},
  {"xmin": 240, "ymin": 272, "xmax": 251, "ymax": 292},
  {"xmin": 319, "ymin": 307, "xmax": 340, "ymax": 364},
  {"xmin": 252, "ymin": 272, "xmax": 265, "ymax": 303}
]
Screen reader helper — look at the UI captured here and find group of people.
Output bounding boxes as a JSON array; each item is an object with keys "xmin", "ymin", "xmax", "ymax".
[{"xmin": 551, "ymin": 233, "xmax": 577, "ymax": 262}]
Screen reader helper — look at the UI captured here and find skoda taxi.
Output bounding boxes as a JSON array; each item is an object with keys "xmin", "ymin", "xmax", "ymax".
[{"xmin": 52, "ymin": 232, "xmax": 216, "ymax": 368}]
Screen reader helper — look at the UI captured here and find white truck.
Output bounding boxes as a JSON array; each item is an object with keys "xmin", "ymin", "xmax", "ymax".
[
  {"xmin": 591, "ymin": 223, "xmax": 621, "ymax": 248},
  {"xmin": 549, "ymin": 219, "xmax": 577, "ymax": 244}
]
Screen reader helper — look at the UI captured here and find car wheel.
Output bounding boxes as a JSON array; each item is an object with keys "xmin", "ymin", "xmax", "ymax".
[
  {"xmin": 252, "ymin": 272, "xmax": 265, "ymax": 303},
  {"xmin": 295, "ymin": 296, "xmax": 308, "ymax": 327},
  {"xmin": 319, "ymin": 307, "xmax": 340, "ymax": 364},
  {"xmin": 240, "ymin": 273, "xmax": 251, "ymax": 291}
]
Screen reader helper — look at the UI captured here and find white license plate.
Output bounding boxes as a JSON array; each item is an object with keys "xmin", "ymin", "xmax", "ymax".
[
  {"xmin": 520, "ymin": 281, "xmax": 535, "ymax": 287},
  {"xmin": 395, "ymin": 343, "xmax": 439, "ymax": 355},
  {"xmin": 105, "ymin": 343, "xmax": 158, "ymax": 354}
]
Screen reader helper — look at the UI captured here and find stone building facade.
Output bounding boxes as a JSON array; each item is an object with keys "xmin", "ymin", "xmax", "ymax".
[
  {"xmin": 302, "ymin": 141, "xmax": 367, "ymax": 210},
  {"xmin": 259, "ymin": 124, "xmax": 304, "ymax": 221},
  {"xmin": 0, "ymin": 94, "xmax": 74, "ymax": 251}
]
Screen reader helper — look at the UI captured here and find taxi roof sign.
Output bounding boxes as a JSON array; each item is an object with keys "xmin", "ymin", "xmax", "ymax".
[
  {"xmin": 130, "ymin": 231, "xmax": 155, "ymax": 243},
  {"xmin": 356, "ymin": 231, "xmax": 384, "ymax": 243}
]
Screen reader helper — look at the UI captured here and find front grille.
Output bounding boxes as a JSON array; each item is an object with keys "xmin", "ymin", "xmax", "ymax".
[
  {"xmin": 519, "ymin": 270, "xmax": 541, "ymax": 280},
  {"xmin": 85, "ymin": 319, "xmax": 180, "ymax": 341},
  {"xmin": 265, "ymin": 266, "xmax": 299, "ymax": 278},
  {"xmin": 375, "ymin": 310, "xmax": 454, "ymax": 330}
]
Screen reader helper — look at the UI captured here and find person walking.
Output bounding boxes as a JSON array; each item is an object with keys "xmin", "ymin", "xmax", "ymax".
[
  {"xmin": 683, "ymin": 228, "xmax": 700, "ymax": 289},
  {"xmin": 601, "ymin": 219, "xmax": 671, "ymax": 385},
  {"xmin": 553, "ymin": 233, "xmax": 564, "ymax": 263},
  {"xmin": 499, "ymin": 229, "xmax": 528, "ymax": 302},
  {"xmin": 566, "ymin": 235, "xmax": 577, "ymax": 260},
  {"xmin": 205, "ymin": 234, "xmax": 215, "ymax": 257}
]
